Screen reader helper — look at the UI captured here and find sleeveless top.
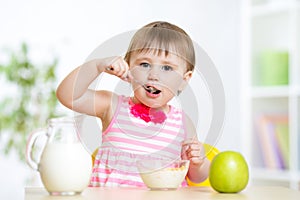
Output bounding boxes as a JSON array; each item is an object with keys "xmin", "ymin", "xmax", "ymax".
[{"xmin": 89, "ymin": 96, "xmax": 188, "ymax": 187}]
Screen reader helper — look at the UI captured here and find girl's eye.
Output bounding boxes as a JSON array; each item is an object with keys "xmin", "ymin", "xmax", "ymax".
[
  {"xmin": 140, "ymin": 63, "xmax": 150, "ymax": 68},
  {"xmin": 161, "ymin": 65, "xmax": 173, "ymax": 71}
]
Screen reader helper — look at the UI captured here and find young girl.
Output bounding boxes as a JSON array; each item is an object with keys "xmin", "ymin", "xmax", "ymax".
[{"xmin": 56, "ymin": 21, "xmax": 210, "ymax": 187}]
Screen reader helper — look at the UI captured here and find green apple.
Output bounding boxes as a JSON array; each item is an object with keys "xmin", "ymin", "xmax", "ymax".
[{"xmin": 209, "ymin": 151, "xmax": 249, "ymax": 193}]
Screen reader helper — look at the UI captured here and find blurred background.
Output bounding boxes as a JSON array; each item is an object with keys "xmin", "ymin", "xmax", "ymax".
[{"xmin": 1, "ymin": 0, "xmax": 299, "ymax": 199}]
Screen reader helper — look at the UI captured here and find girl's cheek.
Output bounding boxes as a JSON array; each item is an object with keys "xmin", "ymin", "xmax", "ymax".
[{"xmin": 162, "ymin": 79, "xmax": 184, "ymax": 93}]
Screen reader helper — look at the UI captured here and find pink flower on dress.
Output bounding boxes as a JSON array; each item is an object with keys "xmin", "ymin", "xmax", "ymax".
[{"xmin": 130, "ymin": 103, "xmax": 166, "ymax": 124}]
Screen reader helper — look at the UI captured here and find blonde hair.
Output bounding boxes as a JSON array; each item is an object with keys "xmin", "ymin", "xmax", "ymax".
[{"xmin": 124, "ymin": 21, "xmax": 195, "ymax": 72}]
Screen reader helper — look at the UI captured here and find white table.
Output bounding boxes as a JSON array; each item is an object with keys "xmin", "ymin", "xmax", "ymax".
[{"xmin": 25, "ymin": 186, "xmax": 300, "ymax": 200}]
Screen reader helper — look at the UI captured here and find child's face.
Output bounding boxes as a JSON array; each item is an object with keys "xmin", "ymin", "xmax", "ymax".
[{"xmin": 128, "ymin": 51, "xmax": 192, "ymax": 108}]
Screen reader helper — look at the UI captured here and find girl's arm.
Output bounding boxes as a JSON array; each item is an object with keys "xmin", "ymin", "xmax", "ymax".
[
  {"xmin": 56, "ymin": 56, "xmax": 129, "ymax": 120},
  {"xmin": 181, "ymin": 114, "xmax": 210, "ymax": 183}
]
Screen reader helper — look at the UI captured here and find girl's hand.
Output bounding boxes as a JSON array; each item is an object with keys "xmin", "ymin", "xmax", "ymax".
[
  {"xmin": 181, "ymin": 138, "xmax": 206, "ymax": 167},
  {"xmin": 99, "ymin": 56, "xmax": 131, "ymax": 82}
]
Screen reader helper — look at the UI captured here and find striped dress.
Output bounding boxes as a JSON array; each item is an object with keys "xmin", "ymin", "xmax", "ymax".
[{"xmin": 90, "ymin": 96, "xmax": 188, "ymax": 187}]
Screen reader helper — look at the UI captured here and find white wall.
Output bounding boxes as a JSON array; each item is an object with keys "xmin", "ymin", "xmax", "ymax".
[{"xmin": 0, "ymin": 0, "xmax": 242, "ymax": 199}]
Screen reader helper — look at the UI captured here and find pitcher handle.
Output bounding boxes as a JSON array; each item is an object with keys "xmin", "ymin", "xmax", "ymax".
[{"xmin": 26, "ymin": 128, "xmax": 47, "ymax": 171}]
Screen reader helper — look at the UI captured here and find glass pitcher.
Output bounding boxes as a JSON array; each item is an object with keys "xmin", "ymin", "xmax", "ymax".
[{"xmin": 26, "ymin": 116, "xmax": 92, "ymax": 195}]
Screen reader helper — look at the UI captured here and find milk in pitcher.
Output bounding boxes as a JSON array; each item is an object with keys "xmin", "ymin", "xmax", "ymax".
[{"xmin": 39, "ymin": 142, "xmax": 92, "ymax": 194}]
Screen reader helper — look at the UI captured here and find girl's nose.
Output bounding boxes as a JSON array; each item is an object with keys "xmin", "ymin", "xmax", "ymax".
[{"xmin": 147, "ymin": 66, "xmax": 160, "ymax": 81}]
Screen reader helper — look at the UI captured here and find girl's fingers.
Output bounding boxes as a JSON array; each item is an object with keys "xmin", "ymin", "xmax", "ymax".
[
  {"xmin": 123, "ymin": 71, "xmax": 133, "ymax": 83},
  {"xmin": 182, "ymin": 142, "xmax": 202, "ymax": 153},
  {"xmin": 106, "ymin": 58, "xmax": 130, "ymax": 80},
  {"xmin": 182, "ymin": 138, "xmax": 198, "ymax": 146},
  {"xmin": 189, "ymin": 150, "xmax": 201, "ymax": 157},
  {"xmin": 182, "ymin": 139, "xmax": 206, "ymax": 161}
]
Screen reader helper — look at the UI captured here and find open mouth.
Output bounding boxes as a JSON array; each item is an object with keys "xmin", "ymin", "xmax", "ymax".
[{"xmin": 143, "ymin": 85, "xmax": 161, "ymax": 95}]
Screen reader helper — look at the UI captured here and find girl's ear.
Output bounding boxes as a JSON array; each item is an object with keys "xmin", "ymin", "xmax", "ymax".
[{"xmin": 178, "ymin": 71, "xmax": 193, "ymax": 93}]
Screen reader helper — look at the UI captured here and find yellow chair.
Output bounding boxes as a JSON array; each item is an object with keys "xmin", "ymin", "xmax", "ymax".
[
  {"xmin": 92, "ymin": 148, "xmax": 98, "ymax": 166},
  {"xmin": 187, "ymin": 143, "xmax": 219, "ymax": 187}
]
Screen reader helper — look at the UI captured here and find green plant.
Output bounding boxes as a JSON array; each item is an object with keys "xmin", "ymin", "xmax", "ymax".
[{"xmin": 0, "ymin": 43, "xmax": 60, "ymax": 161}]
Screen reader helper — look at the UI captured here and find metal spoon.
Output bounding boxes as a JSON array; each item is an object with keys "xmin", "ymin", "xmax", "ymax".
[{"xmin": 105, "ymin": 67, "xmax": 146, "ymax": 88}]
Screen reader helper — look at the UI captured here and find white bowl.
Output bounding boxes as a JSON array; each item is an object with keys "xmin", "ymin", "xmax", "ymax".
[{"xmin": 136, "ymin": 159, "xmax": 190, "ymax": 190}]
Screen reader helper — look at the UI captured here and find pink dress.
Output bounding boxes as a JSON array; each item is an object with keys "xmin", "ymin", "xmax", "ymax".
[{"xmin": 89, "ymin": 96, "xmax": 188, "ymax": 187}]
